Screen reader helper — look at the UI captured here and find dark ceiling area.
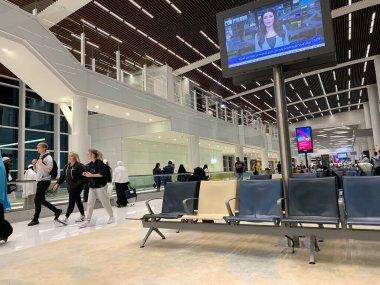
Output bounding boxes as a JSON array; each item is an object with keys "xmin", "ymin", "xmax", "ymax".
[{"xmin": 2, "ymin": 0, "xmax": 379, "ymax": 124}]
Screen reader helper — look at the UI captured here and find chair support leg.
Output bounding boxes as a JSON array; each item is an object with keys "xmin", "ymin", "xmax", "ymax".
[
  {"xmin": 153, "ymin": 227, "xmax": 166, "ymax": 239},
  {"xmin": 176, "ymin": 229, "xmax": 180, "ymax": 233},
  {"xmin": 140, "ymin": 227, "xmax": 154, "ymax": 248},
  {"xmin": 309, "ymin": 235, "xmax": 316, "ymax": 264},
  {"xmin": 285, "ymin": 235, "xmax": 295, "ymax": 253}
]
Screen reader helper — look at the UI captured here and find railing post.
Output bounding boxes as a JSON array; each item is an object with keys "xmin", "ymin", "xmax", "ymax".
[
  {"xmin": 193, "ymin": 90, "xmax": 197, "ymax": 110},
  {"xmin": 80, "ymin": 33, "xmax": 85, "ymax": 67},
  {"xmin": 116, "ymin": 50, "xmax": 121, "ymax": 81}
]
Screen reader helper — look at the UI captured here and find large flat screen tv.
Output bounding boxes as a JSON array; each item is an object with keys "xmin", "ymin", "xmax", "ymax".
[
  {"xmin": 296, "ymin": 126, "xmax": 313, "ymax": 154},
  {"xmin": 337, "ymin": 152, "xmax": 347, "ymax": 159},
  {"xmin": 216, "ymin": 0, "xmax": 335, "ymax": 78}
]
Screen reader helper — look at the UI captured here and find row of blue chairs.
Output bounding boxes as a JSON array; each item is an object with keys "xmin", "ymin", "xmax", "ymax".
[{"xmin": 140, "ymin": 176, "xmax": 380, "ymax": 263}]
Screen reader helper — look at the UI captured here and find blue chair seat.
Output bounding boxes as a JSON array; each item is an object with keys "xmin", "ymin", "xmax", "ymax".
[
  {"xmin": 347, "ymin": 217, "xmax": 380, "ymax": 226},
  {"xmin": 143, "ymin": 212, "xmax": 183, "ymax": 219},
  {"xmin": 225, "ymin": 214, "xmax": 280, "ymax": 223},
  {"xmin": 282, "ymin": 216, "xmax": 339, "ymax": 224}
]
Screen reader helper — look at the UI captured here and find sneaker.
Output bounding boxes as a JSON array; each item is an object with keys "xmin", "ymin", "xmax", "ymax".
[
  {"xmin": 28, "ymin": 220, "xmax": 39, "ymax": 226},
  {"xmin": 107, "ymin": 216, "xmax": 115, "ymax": 224},
  {"xmin": 58, "ymin": 217, "xmax": 68, "ymax": 225},
  {"xmin": 75, "ymin": 215, "xmax": 86, "ymax": 223},
  {"xmin": 79, "ymin": 221, "xmax": 90, "ymax": 228},
  {"xmin": 54, "ymin": 209, "xmax": 63, "ymax": 220}
]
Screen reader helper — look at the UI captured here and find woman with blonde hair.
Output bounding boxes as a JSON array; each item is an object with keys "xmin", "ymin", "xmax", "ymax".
[
  {"xmin": 53, "ymin": 151, "xmax": 86, "ymax": 224},
  {"xmin": 80, "ymin": 149, "xmax": 114, "ymax": 228}
]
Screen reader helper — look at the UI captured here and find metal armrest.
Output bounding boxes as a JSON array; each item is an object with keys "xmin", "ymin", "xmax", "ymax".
[
  {"xmin": 183, "ymin": 198, "xmax": 198, "ymax": 215},
  {"xmin": 226, "ymin": 198, "xmax": 238, "ymax": 217},
  {"xmin": 277, "ymin": 198, "xmax": 285, "ymax": 218},
  {"xmin": 145, "ymin": 198, "xmax": 163, "ymax": 214},
  {"xmin": 338, "ymin": 197, "xmax": 346, "ymax": 229},
  {"xmin": 338, "ymin": 188, "xmax": 343, "ymax": 198}
]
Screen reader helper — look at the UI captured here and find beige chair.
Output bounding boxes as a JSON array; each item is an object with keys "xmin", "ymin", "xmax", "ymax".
[
  {"xmin": 182, "ymin": 180, "xmax": 238, "ymax": 221},
  {"xmin": 272, "ymin": 174, "xmax": 282, "ymax": 180}
]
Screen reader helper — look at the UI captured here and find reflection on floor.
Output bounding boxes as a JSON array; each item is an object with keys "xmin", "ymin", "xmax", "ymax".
[{"xmin": 1, "ymin": 200, "xmax": 380, "ymax": 285}]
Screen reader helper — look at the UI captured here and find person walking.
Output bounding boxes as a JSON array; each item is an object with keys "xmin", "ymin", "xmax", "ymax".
[
  {"xmin": 162, "ymin": 161, "xmax": 174, "ymax": 187},
  {"xmin": 0, "ymin": 150, "xmax": 12, "ymax": 242},
  {"xmin": 277, "ymin": 161, "xmax": 281, "ymax": 174},
  {"xmin": 177, "ymin": 164, "xmax": 189, "ymax": 182},
  {"xmin": 153, "ymin": 163, "xmax": 162, "ymax": 192},
  {"xmin": 234, "ymin": 157, "xmax": 245, "ymax": 180},
  {"xmin": 53, "ymin": 152, "xmax": 86, "ymax": 225},
  {"xmin": 113, "ymin": 161, "xmax": 129, "ymax": 207},
  {"xmin": 203, "ymin": 164, "xmax": 209, "ymax": 180},
  {"xmin": 80, "ymin": 149, "xmax": 115, "ymax": 228},
  {"xmin": 373, "ymin": 151, "xmax": 380, "ymax": 176},
  {"xmin": 28, "ymin": 142, "xmax": 62, "ymax": 226}
]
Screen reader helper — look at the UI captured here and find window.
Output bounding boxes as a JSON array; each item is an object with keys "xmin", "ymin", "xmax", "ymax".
[
  {"xmin": 0, "ymin": 127, "xmax": 18, "ymax": 146},
  {"xmin": 25, "ymin": 111, "xmax": 53, "ymax": 131},
  {"xmin": 24, "ymin": 150, "xmax": 38, "ymax": 169},
  {"xmin": 26, "ymin": 91, "xmax": 54, "ymax": 112},
  {"xmin": 0, "ymin": 85, "xmax": 19, "ymax": 106},
  {"xmin": 25, "ymin": 130, "xmax": 53, "ymax": 149},
  {"xmin": 0, "ymin": 76, "xmax": 19, "ymax": 86},
  {"xmin": 223, "ymin": 156, "xmax": 233, "ymax": 172},
  {"xmin": 1, "ymin": 149, "xmax": 18, "ymax": 179},
  {"xmin": 0, "ymin": 106, "xmax": 18, "ymax": 127},
  {"xmin": 60, "ymin": 116, "xmax": 68, "ymax": 133},
  {"xmin": 60, "ymin": 152, "xmax": 68, "ymax": 169},
  {"xmin": 60, "ymin": 134, "xmax": 68, "ymax": 151}
]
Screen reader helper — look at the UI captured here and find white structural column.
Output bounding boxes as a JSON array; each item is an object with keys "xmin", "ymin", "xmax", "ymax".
[
  {"xmin": 116, "ymin": 50, "xmax": 121, "ymax": 81},
  {"xmin": 91, "ymin": 58, "xmax": 96, "ymax": 72},
  {"xmin": 236, "ymin": 145, "xmax": 244, "ymax": 161},
  {"xmin": 17, "ymin": 81, "xmax": 26, "ymax": 179},
  {"xmin": 188, "ymin": 135, "xmax": 200, "ymax": 170},
  {"xmin": 363, "ymin": 102, "xmax": 375, "ymax": 156},
  {"xmin": 367, "ymin": 84, "xmax": 380, "ymax": 151},
  {"xmin": 71, "ymin": 96, "xmax": 90, "ymax": 162},
  {"xmin": 53, "ymin": 105, "xmax": 61, "ymax": 169},
  {"xmin": 80, "ymin": 33, "xmax": 85, "ymax": 67}
]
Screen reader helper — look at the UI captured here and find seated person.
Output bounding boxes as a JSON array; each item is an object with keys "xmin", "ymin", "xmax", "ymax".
[{"xmin": 263, "ymin": 168, "xmax": 272, "ymax": 179}]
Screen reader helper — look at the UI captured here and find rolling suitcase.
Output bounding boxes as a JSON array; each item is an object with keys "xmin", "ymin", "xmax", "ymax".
[
  {"xmin": 126, "ymin": 185, "xmax": 137, "ymax": 206},
  {"xmin": 0, "ymin": 219, "xmax": 13, "ymax": 243}
]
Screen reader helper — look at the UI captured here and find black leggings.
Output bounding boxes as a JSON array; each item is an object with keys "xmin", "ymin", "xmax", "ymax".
[
  {"xmin": 66, "ymin": 186, "xmax": 84, "ymax": 218},
  {"xmin": 0, "ymin": 203, "xmax": 4, "ymax": 221}
]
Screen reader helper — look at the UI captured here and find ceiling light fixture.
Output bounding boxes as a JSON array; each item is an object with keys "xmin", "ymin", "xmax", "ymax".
[
  {"xmin": 80, "ymin": 19, "xmax": 95, "ymax": 29},
  {"xmin": 94, "ymin": 1, "xmax": 109, "ymax": 12}
]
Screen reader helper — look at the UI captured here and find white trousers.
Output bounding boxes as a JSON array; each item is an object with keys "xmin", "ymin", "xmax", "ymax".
[{"xmin": 86, "ymin": 185, "xmax": 114, "ymax": 221}]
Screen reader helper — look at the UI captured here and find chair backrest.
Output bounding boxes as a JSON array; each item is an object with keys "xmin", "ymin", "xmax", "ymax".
[
  {"xmin": 250, "ymin": 175, "xmax": 271, "ymax": 180},
  {"xmin": 292, "ymin": 172, "xmax": 317, "ymax": 178},
  {"xmin": 287, "ymin": 177, "xmax": 339, "ymax": 218},
  {"xmin": 343, "ymin": 176, "xmax": 380, "ymax": 218},
  {"xmin": 344, "ymin": 171, "xmax": 356, "ymax": 176},
  {"xmin": 271, "ymin": 174, "xmax": 282, "ymax": 180},
  {"xmin": 238, "ymin": 180, "xmax": 282, "ymax": 217},
  {"xmin": 197, "ymin": 180, "xmax": 238, "ymax": 215},
  {"xmin": 162, "ymin": 181, "xmax": 200, "ymax": 214}
]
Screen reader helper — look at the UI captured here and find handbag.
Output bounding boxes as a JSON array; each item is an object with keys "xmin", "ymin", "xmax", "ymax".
[{"xmin": 126, "ymin": 185, "xmax": 137, "ymax": 204}]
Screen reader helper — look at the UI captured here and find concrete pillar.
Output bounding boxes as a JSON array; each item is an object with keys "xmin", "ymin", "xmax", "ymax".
[
  {"xmin": 188, "ymin": 136, "xmax": 200, "ymax": 171},
  {"xmin": 261, "ymin": 148, "xmax": 269, "ymax": 170},
  {"xmin": 80, "ymin": 33, "xmax": 85, "ymax": 67},
  {"xmin": 71, "ymin": 96, "xmax": 90, "ymax": 163},
  {"xmin": 54, "ymin": 105, "xmax": 61, "ymax": 170},
  {"xmin": 17, "ymin": 81, "xmax": 26, "ymax": 179},
  {"xmin": 367, "ymin": 85, "xmax": 380, "ymax": 152},
  {"xmin": 142, "ymin": 64, "xmax": 147, "ymax": 91},
  {"xmin": 363, "ymin": 102, "xmax": 375, "ymax": 156},
  {"xmin": 236, "ymin": 145, "xmax": 244, "ymax": 161},
  {"xmin": 193, "ymin": 90, "xmax": 197, "ymax": 111},
  {"xmin": 224, "ymin": 107, "xmax": 228, "ymax": 122},
  {"xmin": 116, "ymin": 50, "xmax": 121, "ymax": 81}
]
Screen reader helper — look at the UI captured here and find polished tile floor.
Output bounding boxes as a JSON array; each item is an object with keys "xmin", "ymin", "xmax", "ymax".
[{"xmin": 0, "ymin": 199, "xmax": 161, "ymax": 256}]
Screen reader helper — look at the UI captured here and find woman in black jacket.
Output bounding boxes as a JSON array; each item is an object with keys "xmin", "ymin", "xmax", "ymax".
[{"xmin": 53, "ymin": 152, "xmax": 86, "ymax": 225}]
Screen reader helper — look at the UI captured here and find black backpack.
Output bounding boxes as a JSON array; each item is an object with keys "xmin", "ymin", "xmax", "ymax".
[
  {"xmin": 41, "ymin": 153, "xmax": 58, "ymax": 179},
  {"xmin": 105, "ymin": 165, "xmax": 112, "ymax": 183}
]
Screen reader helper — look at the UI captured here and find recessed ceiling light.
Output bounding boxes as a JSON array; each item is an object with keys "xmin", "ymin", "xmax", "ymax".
[
  {"xmin": 158, "ymin": 136, "xmax": 161, "ymax": 139},
  {"xmin": 2, "ymin": 48, "xmax": 8, "ymax": 52},
  {"xmin": 61, "ymin": 97, "xmax": 66, "ymax": 101},
  {"xmin": 125, "ymin": 112, "xmax": 130, "ymax": 116},
  {"xmin": 149, "ymin": 118, "xmax": 153, "ymax": 121},
  {"xmin": 95, "ymin": 105, "xmax": 99, "ymax": 109}
]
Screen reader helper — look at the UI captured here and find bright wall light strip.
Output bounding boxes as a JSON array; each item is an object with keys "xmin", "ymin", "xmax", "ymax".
[
  {"xmin": 124, "ymin": 21, "xmax": 136, "ymax": 30},
  {"xmin": 111, "ymin": 35, "xmax": 122, "ymax": 43},
  {"xmin": 110, "ymin": 11, "xmax": 123, "ymax": 21},
  {"xmin": 97, "ymin": 27, "xmax": 110, "ymax": 36},
  {"xmin": 164, "ymin": 0, "xmax": 182, "ymax": 14},
  {"xmin": 81, "ymin": 19, "xmax": 95, "ymax": 28},
  {"xmin": 94, "ymin": 1, "xmax": 109, "ymax": 12},
  {"xmin": 87, "ymin": 41, "xmax": 99, "ymax": 48},
  {"xmin": 129, "ymin": 0, "xmax": 154, "ymax": 18},
  {"xmin": 366, "ymin": 44, "xmax": 371, "ymax": 57},
  {"xmin": 0, "ymin": 138, "xmax": 45, "ymax": 148},
  {"xmin": 348, "ymin": 13, "xmax": 352, "ymax": 40},
  {"xmin": 370, "ymin": 12, "xmax": 376, "ymax": 34},
  {"xmin": 200, "ymin": 30, "xmax": 220, "ymax": 49}
]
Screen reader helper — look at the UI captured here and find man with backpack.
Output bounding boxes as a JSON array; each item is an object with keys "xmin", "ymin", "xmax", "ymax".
[
  {"xmin": 28, "ymin": 142, "xmax": 62, "ymax": 226},
  {"xmin": 234, "ymin": 157, "xmax": 245, "ymax": 180}
]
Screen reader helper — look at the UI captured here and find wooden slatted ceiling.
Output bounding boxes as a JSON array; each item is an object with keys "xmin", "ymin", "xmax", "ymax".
[{"xmin": 3, "ymin": 0, "xmax": 379, "ymax": 123}]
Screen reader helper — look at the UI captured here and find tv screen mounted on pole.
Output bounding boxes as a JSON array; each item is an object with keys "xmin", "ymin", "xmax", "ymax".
[
  {"xmin": 296, "ymin": 126, "xmax": 313, "ymax": 154},
  {"xmin": 216, "ymin": 0, "xmax": 336, "ymax": 79}
]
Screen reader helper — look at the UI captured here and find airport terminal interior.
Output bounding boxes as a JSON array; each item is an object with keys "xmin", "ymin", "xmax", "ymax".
[{"xmin": 1, "ymin": 0, "xmax": 380, "ymax": 284}]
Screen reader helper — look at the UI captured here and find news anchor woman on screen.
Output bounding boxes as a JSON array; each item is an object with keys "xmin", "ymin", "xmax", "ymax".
[{"xmin": 255, "ymin": 9, "xmax": 289, "ymax": 51}]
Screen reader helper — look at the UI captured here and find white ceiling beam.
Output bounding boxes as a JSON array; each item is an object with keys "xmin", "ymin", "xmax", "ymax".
[
  {"xmin": 256, "ymin": 85, "xmax": 369, "ymax": 115},
  {"xmin": 331, "ymin": 0, "xmax": 380, "ymax": 19},
  {"xmin": 224, "ymin": 55, "xmax": 377, "ymax": 101},
  {"xmin": 173, "ymin": 53, "xmax": 220, "ymax": 75}
]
